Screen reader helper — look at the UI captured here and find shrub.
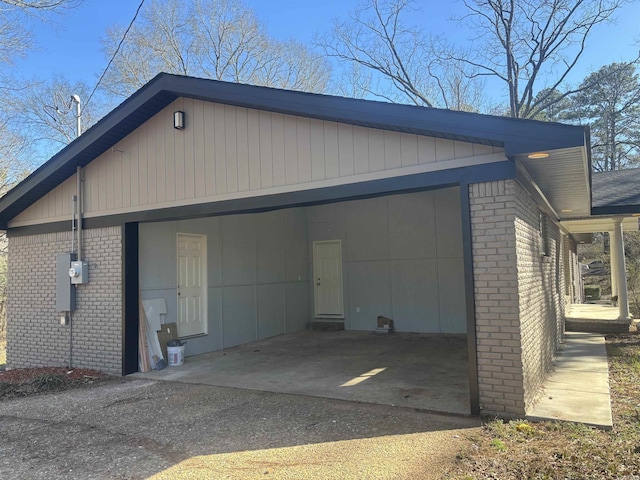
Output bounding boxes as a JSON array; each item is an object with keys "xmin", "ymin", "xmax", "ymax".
[{"xmin": 584, "ymin": 285, "xmax": 601, "ymax": 300}]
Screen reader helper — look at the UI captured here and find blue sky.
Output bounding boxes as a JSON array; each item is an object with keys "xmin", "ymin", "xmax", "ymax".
[{"xmin": 13, "ymin": 0, "xmax": 640, "ymax": 100}]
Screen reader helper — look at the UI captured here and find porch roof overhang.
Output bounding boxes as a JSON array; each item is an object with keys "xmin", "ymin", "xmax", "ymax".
[
  {"xmin": 561, "ymin": 217, "xmax": 640, "ymax": 234},
  {"xmin": 0, "ymin": 73, "xmax": 591, "ymax": 229},
  {"xmin": 560, "ymin": 168, "xmax": 640, "ymax": 235}
]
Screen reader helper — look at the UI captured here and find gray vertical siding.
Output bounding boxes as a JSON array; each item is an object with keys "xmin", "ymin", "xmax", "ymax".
[
  {"xmin": 307, "ymin": 187, "xmax": 466, "ymax": 334},
  {"xmin": 138, "ymin": 187, "xmax": 466, "ymax": 358},
  {"xmin": 138, "ymin": 208, "xmax": 309, "ymax": 356}
]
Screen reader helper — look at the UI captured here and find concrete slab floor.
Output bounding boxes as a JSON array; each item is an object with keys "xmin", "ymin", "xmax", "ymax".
[
  {"xmin": 566, "ymin": 304, "xmax": 620, "ymax": 321},
  {"xmin": 135, "ymin": 330, "xmax": 471, "ymax": 415},
  {"xmin": 565, "ymin": 304, "xmax": 633, "ymax": 333},
  {"xmin": 527, "ymin": 332, "xmax": 613, "ymax": 430}
]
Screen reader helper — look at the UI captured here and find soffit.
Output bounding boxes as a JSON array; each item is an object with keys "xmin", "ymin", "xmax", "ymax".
[
  {"xmin": 516, "ymin": 146, "xmax": 591, "ymax": 219},
  {"xmin": 561, "ymin": 217, "xmax": 640, "ymax": 234}
]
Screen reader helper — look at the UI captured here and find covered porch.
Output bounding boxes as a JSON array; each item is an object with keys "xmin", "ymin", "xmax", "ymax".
[
  {"xmin": 565, "ymin": 304, "xmax": 631, "ymax": 333},
  {"xmin": 562, "ymin": 215, "xmax": 637, "ymax": 333}
]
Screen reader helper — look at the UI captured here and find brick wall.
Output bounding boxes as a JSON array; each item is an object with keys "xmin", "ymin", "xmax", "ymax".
[
  {"xmin": 7, "ymin": 226, "xmax": 123, "ymax": 374},
  {"xmin": 513, "ymin": 182, "xmax": 564, "ymax": 409},
  {"xmin": 470, "ymin": 179, "xmax": 565, "ymax": 416},
  {"xmin": 470, "ymin": 180, "xmax": 524, "ymax": 416}
]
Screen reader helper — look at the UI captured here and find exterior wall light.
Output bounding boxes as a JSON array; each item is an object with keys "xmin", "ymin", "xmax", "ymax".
[
  {"xmin": 174, "ymin": 111, "xmax": 185, "ymax": 130},
  {"xmin": 527, "ymin": 152, "xmax": 549, "ymax": 159}
]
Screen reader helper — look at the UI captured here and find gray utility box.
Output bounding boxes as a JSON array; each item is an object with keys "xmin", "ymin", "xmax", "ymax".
[
  {"xmin": 69, "ymin": 260, "xmax": 88, "ymax": 284},
  {"xmin": 56, "ymin": 253, "xmax": 76, "ymax": 311}
]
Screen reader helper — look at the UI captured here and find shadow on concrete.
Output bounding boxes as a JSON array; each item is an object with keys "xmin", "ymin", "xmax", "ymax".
[{"xmin": 0, "ymin": 377, "xmax": 480, "ymax": 480}]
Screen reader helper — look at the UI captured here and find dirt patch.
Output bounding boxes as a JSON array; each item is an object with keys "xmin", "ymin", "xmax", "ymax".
[
  {"xmin": 0, "ymin": 367, "xmax": 111, "ymax": 400},
  {"xmin": 446, "ymin": 331, "xmax": 640, "ymax": 479}
]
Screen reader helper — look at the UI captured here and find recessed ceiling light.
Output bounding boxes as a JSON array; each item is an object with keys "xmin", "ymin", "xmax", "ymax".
[
  {"xmin": 561, "ymin": 209, "xmax": 573, "ymax": 213},
  {"xmin": 528, "ymin": 152, "xmax": 550, "ymax": 159}
]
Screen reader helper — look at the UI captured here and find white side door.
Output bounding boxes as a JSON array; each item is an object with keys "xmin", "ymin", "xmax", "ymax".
[
  {"xmin": 177, "ymin": 233, "xmax": 207, "ymax": 337},
  {"xmin": 313, "ymin": 240, "xmax": 344, "ymax": 318}
]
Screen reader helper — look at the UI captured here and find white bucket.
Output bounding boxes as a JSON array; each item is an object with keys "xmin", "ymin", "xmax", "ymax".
[{"xmin": 167, "ymin": 345, "xmax": 185, "ymax": 366}]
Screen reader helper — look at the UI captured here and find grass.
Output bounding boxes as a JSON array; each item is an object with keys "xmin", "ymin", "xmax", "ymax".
[{"xmin": 447, "ymin": 332, "xmax": 640, "ymax": 479}]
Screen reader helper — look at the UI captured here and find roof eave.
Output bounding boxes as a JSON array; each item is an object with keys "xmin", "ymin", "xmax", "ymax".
[{"xmin": 0, "ymin": 73, "xmax": 591, "ymax": 227}]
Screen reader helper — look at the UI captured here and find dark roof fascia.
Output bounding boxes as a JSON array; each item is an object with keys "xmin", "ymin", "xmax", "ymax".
[
  {"xmin": 161, "ymin": 74, "xmax": 588, "ymax": 155},
  {"xmin": 0, "ymin": 73, "xmax": 589, "ymax": 227},
  {"xmin": 0, "ymin": 80, "xmax": 179, "ymax": 227},
  {"xmin": 585, "ymin": 127, "xmax": 593, "ymax": 210},
  {"xmin": 591, "ymin": 205, "xmax": 640, "ymax": 216}
]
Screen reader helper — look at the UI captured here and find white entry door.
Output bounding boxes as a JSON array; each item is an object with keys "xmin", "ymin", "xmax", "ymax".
[
  {"xmin": 177, "ymin": 233, "xmax": 207, "ymax": 337},
  {"xmin": 313, "ymin": 240, "xmax": 344, "ymax": 317}
]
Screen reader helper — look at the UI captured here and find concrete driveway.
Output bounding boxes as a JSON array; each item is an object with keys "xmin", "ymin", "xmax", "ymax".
[
  {"xmin": 137, "ymin": 331, "xmax": 471, "ymax": 415},
  {"xmin": 0, "ymin": 379, "xmax": 479, "ymax": 479}
]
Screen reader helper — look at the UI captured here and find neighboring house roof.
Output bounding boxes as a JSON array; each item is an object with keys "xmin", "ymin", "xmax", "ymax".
[
  {"xmin": 0, "ymin": 73, "xmax": 591, "ymax": 229},
  {"xmin": 591, "ymin": 168, "xmax": 640, "ymax": 215}
]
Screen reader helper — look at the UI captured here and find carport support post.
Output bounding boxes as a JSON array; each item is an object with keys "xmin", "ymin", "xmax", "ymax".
[
  {"xmin": 460, "ymin": 182, "xmax": 480, "ymax": 416},
  {"xmin": 122, "ymin": 222, "xmax": 139, "ymax": 375},
  {"xmin": 612, "ymin": 219, "xmax": 631, "ymax": 320}
]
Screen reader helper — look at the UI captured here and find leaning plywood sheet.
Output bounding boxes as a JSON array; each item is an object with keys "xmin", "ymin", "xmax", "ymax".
[
  {"xmin": 138, "ymin": 296, "xmax": 151, "ymax": 372},
  {"xmin": 142, "ymin": 298, "xmax": 167, "ymax": 368}
]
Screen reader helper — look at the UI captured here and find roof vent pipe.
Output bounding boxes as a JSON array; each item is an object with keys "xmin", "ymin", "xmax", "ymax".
[
  {"xmin": 70, "ymin": 95, "xmax": 82, "ymax": 261},
  {"xmin": 71, "ymin": 95, "xmax": 81, "ymax": 138}
]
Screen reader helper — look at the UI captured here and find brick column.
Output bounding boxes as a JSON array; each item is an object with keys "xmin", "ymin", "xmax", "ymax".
[
  {"xmin": 469, "ymin": 179, "xmax": 567, "ymax": 417},
  {"xmin": 469, "ymin": 180, "xmax": 525, "ymax": 416}
]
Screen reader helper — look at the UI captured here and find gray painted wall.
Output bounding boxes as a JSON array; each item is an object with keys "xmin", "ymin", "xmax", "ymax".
[
  {"xmin": 139, "ymin": 187, "xmax": 466, "ymax": 358},
  {"xmin": 139, "ymin": 208, "xmax": 309, "ymax": 356},
  {"xmin": 307, "ymin": 187, "xmax": 466, "ymax": 333}
]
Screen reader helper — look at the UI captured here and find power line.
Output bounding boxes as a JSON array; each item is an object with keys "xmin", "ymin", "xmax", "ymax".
[{"xmin": 84, "ymin": 0, "xmax": 146, "ymax": 110}]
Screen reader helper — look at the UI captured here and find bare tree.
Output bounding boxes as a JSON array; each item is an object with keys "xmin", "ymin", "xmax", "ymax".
[
  {"xmin": 316, "ymin": 0, "xmax": 486, "ymax": 110},
  {"xmin": 0, "ymin": 0, "xmax": 81, "ymax": 66},
  {"xmin": 10, "ymin": 76, "xmax": 108, "ymax": 159},
  {"xmin": 319, "ymin": 0, "xmax": 632, "ymax": 117},
  {"xmin": 101, "ymin": 0, "xmax": 331, "ymax": 98},
  {"xmin": 0, "ymin": 120, "xmax": 30, "ymax": 193},
  {"xmin": 1, "ymin": 1, "xmax": 79, "ymax": 8},
  {"xmin": 0, "ymin": 0, "xmax": 84, "ymax": 147},
  {"xmin": 451, "ymin": 0, "xmax": 630, "ymax": 118}
]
